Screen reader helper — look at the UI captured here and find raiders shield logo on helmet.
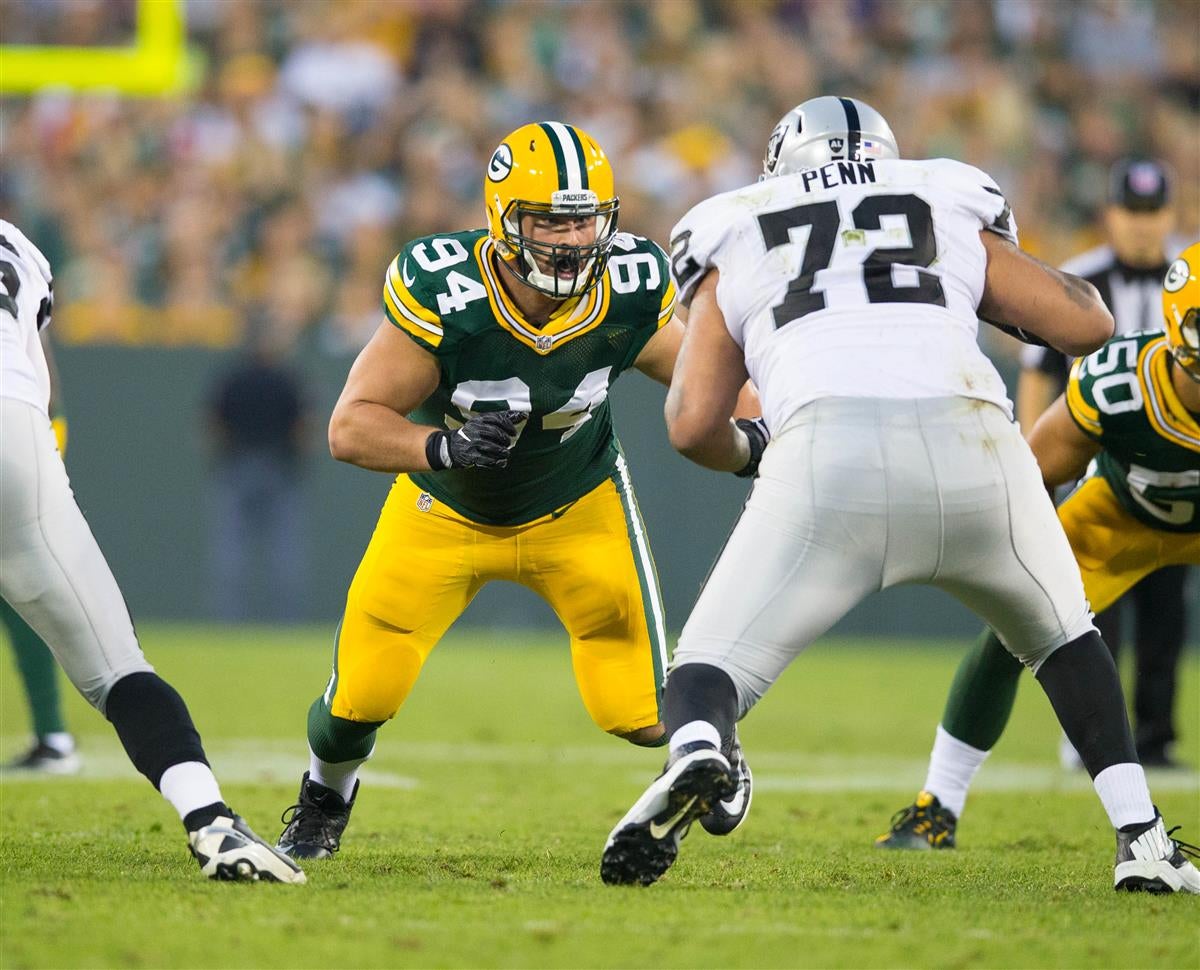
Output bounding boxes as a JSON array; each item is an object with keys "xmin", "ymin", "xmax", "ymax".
[{"xmin": 763, "ymin": 123, "xmax": 788, "ymax": 176}]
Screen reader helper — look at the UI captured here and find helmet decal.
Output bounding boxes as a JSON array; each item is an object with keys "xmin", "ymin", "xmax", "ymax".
[
  {"xmin": 1161, "ymin": 242, "xmax": 1200, "ymax": 380},
  {"xmin": 765, "ymin": 122, "xmax": 788, "ymax": 174},
  {"xmin": 487, "ymin": 144, "xmax": 514, "ymax": 182},
  {"xmin": 538, "ymin": 121, "xmax": 589, "ymax": 191},
  {"xmin": 837, "ymin": 96, "xmax": 861, "ymax": 160},
  {"xmin": 1164, "ymin": 256, "xmax": 1190, "ymax": 293}
]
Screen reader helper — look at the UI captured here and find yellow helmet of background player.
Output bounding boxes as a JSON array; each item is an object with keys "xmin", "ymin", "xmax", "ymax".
[
  {"xmin": 484, "ymin": 122, "xmax": 619, "ymax": 299},
  {"xmin": 1162, "ymin": 241, "xmax": 1200, "ymax": 380}
]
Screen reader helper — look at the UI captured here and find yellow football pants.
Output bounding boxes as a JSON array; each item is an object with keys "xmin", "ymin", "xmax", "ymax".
[
  {"xmin": 1059, "ymin": 476, "xmax": 1200, "ymax": 614},
  {"xmin": 327, "ymin": 467, "xmax": 667, "ymax": 734}
]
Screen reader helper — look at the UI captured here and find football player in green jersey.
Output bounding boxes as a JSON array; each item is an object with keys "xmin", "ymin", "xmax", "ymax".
[
  {"xmin": 878, "ymin": 243, "xmax": 1200, "ymax": 890},
  {"xmin": 276, "ymin": 122, "xmax": 763, "ymax": 861}
]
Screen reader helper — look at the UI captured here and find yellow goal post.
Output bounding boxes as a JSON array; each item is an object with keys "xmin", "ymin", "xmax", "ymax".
[{"xmin": 0, "ymin": 0, "xmax": 198, "ymax": 96}]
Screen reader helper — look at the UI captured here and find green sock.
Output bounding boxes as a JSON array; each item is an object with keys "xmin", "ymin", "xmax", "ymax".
[
  {"xmin": 306, "ymin": 695, "xmax": 382, "ymax": 763},
  {"xmin": 941, "ymin": 628, "xmax": 1024, "ymax": 751},
  {"xmin": 1, "ymin": 600, "xmax": 67, "ymax": 738}
]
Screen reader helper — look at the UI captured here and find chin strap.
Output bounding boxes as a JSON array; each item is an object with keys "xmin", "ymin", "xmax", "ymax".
[{"xmin": 520, "ymin": 251, "xmax": 595, "ymax": 298}]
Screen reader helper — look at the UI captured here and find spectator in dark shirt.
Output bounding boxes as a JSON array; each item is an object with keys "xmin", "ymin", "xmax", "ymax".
[{"xmin": 207, "ymin": 328, "xmax": 309, "ymax": 622}]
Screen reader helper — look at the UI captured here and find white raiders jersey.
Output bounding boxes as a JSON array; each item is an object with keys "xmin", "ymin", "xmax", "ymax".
[
  {"xmin": 669, "ymin": 158, "xmax": 1019, "ymax": 432},
  {"xmin": 0, "ymin": 220, "xmax": 54, "ymax": 414}
]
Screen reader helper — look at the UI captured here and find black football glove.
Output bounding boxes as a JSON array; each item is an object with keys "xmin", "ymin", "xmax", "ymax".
[
  {"xmin": 426, "ymin": 410, "xmax": 527, "ymax": 470},
  {"xmin": 734, "ymin": 417, "xmax": 770, "ymax": 478}
]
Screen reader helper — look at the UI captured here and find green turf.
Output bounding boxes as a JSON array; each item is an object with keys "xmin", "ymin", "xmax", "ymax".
[{"xmin": 1, "ymin": 626, "xmax": 1197, "ymax": 969}]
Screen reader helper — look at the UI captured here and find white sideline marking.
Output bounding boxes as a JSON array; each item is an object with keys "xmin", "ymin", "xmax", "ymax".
[{"xmin": 1, "ymin": 736, "xmax": 1196, "ymax": 792}]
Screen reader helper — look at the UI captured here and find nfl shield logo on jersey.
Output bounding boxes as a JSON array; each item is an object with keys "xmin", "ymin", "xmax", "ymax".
[
  {"xmin": 416, "ymin": 492, "xmax": 433, "ymax": 512},
  {"xmin": 536, "ymin": 334, "xmax": 553, "ymax": 352}
]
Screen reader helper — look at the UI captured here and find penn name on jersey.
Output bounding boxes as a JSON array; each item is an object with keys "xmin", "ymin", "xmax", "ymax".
[
  {"xmin": 1067, "ymin": 329, "xmax": 1200, "ymax": 533},
  {"xmin": 382, "ymin": 228, "xmax": 676, "ymax": 525}
]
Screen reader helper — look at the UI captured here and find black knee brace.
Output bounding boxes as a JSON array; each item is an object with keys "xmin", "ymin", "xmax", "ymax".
[{"xmin": 104, "ymin": 672, "xmax": 208, "ymax": 789}]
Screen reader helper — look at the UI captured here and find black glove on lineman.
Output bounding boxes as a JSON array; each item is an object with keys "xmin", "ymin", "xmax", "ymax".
[
  {"xmin": 734, "ymin": 417, "xmax": 770, "ymax": 478},
  {"xmin": 426, "ymin": 410, "xmax": 526, "ymax": 470}
]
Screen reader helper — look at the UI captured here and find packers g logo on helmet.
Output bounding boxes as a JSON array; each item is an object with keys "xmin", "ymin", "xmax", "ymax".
[
  {"xmin": 484, "ymin": 122, "xmax": 619, "ymax": 299},
  {"xmin": 487, "ymin": 144, "xmax": 514, "ymax": 182},
  {"xmin": 1162, "ymin": 241, "xmax": 1200, "ymax": 380}
]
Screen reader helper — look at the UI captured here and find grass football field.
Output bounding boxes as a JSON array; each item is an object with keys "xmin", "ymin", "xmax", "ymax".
[{"xmin": 1, "ymin": 625, "xmax": 1197, "ymax": 969}]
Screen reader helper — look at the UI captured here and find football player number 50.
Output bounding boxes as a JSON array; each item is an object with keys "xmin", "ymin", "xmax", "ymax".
[{"xmin": 751, "ymin": 194, "xmax": 947, "ymax": 328}]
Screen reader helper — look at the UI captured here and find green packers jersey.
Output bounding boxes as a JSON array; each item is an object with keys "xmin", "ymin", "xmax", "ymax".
[
  {"xmin": 1066, "ymin": 330, "xmax": 1200, "ymax": 533},
  {"xmin": 381, "ymin": 228, "xmax": 676, "ymax": 525}
]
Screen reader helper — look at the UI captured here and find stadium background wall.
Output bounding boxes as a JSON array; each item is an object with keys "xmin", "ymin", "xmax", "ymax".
[{"xmin": 57, "ymin": 344, "xmax": 1198, "ymax": 642}]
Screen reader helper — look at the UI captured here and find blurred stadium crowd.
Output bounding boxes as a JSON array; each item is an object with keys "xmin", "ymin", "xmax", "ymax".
[{"xmin": 2, "ymin": 0, "xmax": 1197, "ymax": 357}]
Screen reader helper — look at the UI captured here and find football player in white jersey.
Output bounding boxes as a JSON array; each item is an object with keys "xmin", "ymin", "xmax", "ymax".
[
  {"xmin": 599, "ymin": 98, "xmax": 1199, "ymax": 894},
  {"xmin": 0, "ymin": 221, "xmax": 304, "ymax": 885}
]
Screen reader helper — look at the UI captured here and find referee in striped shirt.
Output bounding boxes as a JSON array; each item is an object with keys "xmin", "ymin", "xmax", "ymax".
[{"xmin": 1018, "ymin": 158, "xmax": 1191, "ymax": 769}]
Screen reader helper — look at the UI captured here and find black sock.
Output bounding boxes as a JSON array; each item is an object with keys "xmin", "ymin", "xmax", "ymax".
[
  {"xmin": 1034, "ymin": 630, "xmax": 1137, "ymax": 779},
  {"xmin": 104, "ymin": 672, "xmax": 209, "ymax": 789},
  {"xmin": 182, "ymin": 801, "xmax": 231, "ymax": 833},
  {"xmin": 663, "ymin": 663, "xmax": 738, "ymax": 752}
]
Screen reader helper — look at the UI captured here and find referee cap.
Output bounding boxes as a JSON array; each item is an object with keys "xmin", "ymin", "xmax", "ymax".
[{"xmin": 1109, "ymin": 158, "xmax": 1171, "ymax": 212}]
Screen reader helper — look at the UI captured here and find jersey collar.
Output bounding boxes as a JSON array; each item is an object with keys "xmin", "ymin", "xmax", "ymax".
[
  {"xmin": 475, "ymin": 237, "xmax": 610, "ymax": 355},
  {"xmin": 1140, "ymin": 338, "xmax": 1200, "ymax": 453}
]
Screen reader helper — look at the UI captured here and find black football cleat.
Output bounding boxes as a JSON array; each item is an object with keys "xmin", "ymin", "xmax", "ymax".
[
  {"xmin": 698, "ymin": 729, "xmax": 752, "ymax": 836},
  {"xmin": 277, "ymin": 771, "xmax": 358, "ymax": 860},
  {"xmin": 2, "ymin": 739, "xmax": 80, "ymax": 775},
  {"xmin": 601, "ymin": 745, "xmax": 735, "ymax": 886},
  {"xmin": 875, "ymin": 791, "xmax": 957, "ymax": 850}
]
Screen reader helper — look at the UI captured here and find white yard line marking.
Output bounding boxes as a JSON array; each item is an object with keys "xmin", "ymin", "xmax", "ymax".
[
  {"xmin": 2, "ymin": 737, "xmax": 1196, "ymax": 792},
  {"xmin": 4, "ymin": 734, "xmax": 1195, "ymax": 797}
]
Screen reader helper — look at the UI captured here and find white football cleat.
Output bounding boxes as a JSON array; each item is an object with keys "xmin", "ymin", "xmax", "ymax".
[
  {"xmin": 189, "ymin": 814, "xmax": 306, "ymax": 884},
  {"xmin": 1114, "ymin": 814, "xmax": 1200, "ymax": 894},
  {"xmin": 600, "ymin": 746, "xmax": 734, "ymax": 886}
]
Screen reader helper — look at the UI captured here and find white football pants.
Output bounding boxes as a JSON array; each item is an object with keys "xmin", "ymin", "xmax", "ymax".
[
  {"xmin": 0, "ymin": 398, "xmax": 153, "ymax": 711},
  {"xmin": 674, "ymin": 396, "xmax": 1095, "ymax": 716}
]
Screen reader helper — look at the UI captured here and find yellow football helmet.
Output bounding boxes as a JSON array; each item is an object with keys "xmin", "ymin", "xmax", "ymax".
[
  {"xmin": 1162, "ymin": 241, "xmax": 1200, "ymax": 380},
  {"xmin": 484, "ymin": 122, "xmax": 619, "ymax": 299}
]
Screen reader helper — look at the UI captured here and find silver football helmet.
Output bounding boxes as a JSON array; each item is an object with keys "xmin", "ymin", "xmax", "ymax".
[{"xmin": 762, "ymin": 96, "xmax": 899, "ymax": 178}]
